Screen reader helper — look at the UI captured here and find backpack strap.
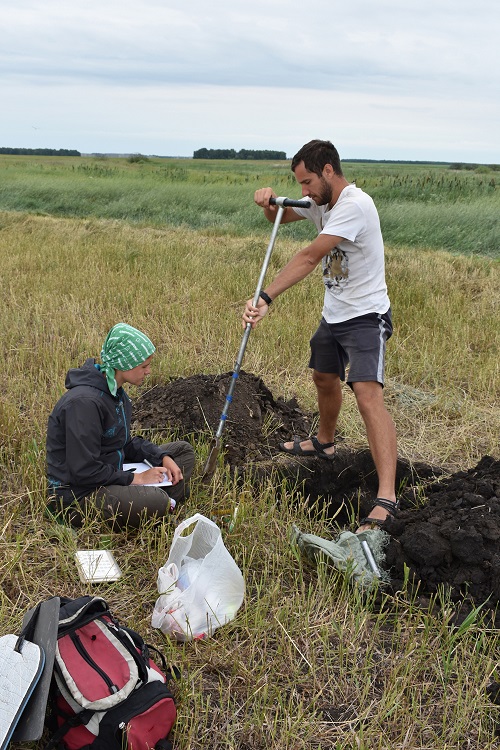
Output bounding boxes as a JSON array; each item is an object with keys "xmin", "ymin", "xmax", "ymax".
[
  {"xmin": 114, "ymin": 626, "xmax": 179, "ymax": 684},
  {"xmin": 14, "ymin": 602, "xmax": 42, "ymax": 652},
  {"xmin": 43, "ymin": 709, "xmax": 95, "ymax": 750},
  {"xmin": 144, "ymin": 643, "xmax": 167, "ymax": 670},
  {"xmin": 144, "ymin": 642, "xmax": 181, "ymax": 682}
]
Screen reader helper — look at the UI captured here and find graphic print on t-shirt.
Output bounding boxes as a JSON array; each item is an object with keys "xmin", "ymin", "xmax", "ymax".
[{"xmin": 323, "ymin": 246, "xmax": 349, "ymax": 294}]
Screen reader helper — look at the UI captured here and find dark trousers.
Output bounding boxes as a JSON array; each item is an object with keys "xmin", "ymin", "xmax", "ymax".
[{"xmin": 49, "ymin": 441, "xmax": 195, "ymax": 529}]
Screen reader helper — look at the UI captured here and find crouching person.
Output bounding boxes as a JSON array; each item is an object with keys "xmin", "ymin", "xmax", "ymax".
[{"xmin": 46, "ymin": 322, "xmax": 195, "ymax": 528}]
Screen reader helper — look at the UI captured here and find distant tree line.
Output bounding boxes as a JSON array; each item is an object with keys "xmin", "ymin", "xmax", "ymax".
[
  {"xmin": 0, "ymin": 147, "xmax": 81, "ymax": 156},
  {"xmin": 193, "ymin": 148, "xmax": 287, "ymax": 160}
]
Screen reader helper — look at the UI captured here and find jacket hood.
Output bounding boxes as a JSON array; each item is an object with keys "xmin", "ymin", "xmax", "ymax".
[{"xmin": 64, "ymin": 357, "xmax": 113, "ymax": 393}]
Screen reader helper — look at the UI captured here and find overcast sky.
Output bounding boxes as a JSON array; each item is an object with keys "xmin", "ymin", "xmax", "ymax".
[{"xmin": 2, "ymin": 0, "xmax": 498, "ymax": 162}]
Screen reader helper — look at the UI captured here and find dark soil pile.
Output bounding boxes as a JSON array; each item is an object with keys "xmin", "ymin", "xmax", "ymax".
[
  {"xmin": 134, "ymin": 372, "xmax": 500, "ymax": 617},
  {"xmin": 385, "ymin": 455, "xmax": 500, "ymax": 615},
  {"xmin": 133, "ymin": 370, "xmax": 313, "ymax": 465}
]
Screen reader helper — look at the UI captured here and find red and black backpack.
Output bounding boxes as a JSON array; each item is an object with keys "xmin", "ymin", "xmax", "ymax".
[{"xmin": 44, "ymin": 596, "xmax": 177, "ymax": 750}]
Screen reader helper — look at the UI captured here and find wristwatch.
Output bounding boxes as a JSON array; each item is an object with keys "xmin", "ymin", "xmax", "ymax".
[{"xmin": 259, "ymin": 291, "xmax": 273, "ymax": 305}]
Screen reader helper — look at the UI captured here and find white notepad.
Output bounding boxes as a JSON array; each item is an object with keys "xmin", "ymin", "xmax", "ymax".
[
  {"xmin": 123, "ymin": 462, "xmax": 172, "ymax": 486},
  {"xmin": 74, "ymin": 550, "xmax": 122, "ymax": 583}
]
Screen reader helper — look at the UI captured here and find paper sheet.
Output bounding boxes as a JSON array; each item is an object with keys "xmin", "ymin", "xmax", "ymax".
[{"xmin": 123, "ymin": 462, "xmax": 172, "ymax": 486}]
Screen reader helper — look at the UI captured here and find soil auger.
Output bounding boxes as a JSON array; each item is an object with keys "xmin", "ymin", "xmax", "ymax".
[{"xmin": 202, "ymin": 196, "xmax": 311, "ymax": 481}]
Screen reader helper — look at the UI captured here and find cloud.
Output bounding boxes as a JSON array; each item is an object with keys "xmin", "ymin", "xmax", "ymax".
[
  {"xmin": 1, "ymin": 0, "xmax": 498, "ymax": 160},
  {"xmin": 3, "ymin": 0, "xmax": 497, "ymax": 91}
]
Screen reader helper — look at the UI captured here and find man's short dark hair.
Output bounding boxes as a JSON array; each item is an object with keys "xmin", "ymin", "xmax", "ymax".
[{"xmin": 291, "ymin": 140, "xmax": 343, "ymax": 177}]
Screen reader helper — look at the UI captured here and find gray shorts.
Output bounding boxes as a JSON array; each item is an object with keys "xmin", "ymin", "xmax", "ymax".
[{"xmin": 309, "ymin": 309, "xmax": 393, "ymax": 385}]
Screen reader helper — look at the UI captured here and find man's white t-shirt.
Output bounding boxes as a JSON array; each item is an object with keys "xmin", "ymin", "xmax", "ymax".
[{"xmin": 293, "ymin": 184, "xmax": 390, "ymax": 324}]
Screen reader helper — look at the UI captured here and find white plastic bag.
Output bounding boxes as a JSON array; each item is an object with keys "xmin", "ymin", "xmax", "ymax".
[{"xmin": 151, "ymin": 514, "xmax": 245, "ymax": 641}]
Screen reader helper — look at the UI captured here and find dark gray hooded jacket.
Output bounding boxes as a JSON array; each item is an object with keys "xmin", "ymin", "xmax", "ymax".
[{"xmin": 46, "ymin": 358, "xmax": 168, "ymax": 501}]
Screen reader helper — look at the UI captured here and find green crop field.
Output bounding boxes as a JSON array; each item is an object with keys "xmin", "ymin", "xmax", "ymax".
[
  {"xmin": 0, "ymin": 154, "xmax": 498, "ymax": 256},
  {"xmin": 1, "ymin": 155, "xmax": 499, "ymax": 749}
]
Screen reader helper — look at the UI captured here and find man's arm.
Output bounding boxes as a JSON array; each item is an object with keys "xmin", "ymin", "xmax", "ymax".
[{"xmin": 242, "ymin": 232, "xmax": 344, "ymax": 327}]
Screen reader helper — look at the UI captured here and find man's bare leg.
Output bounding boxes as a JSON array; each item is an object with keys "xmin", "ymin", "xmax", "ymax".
[
  {"xmin": 352, "ymin": 380, "xmax": 397, "ymax": 531},
  {"xmin": 281, "ymin": 371, "xmax": 341, "ymax": 457}
]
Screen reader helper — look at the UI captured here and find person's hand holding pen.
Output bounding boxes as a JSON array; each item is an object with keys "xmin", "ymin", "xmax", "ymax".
[{"xmin": 130, "ymin": 460, "xmax": 169, "ymax": 485}]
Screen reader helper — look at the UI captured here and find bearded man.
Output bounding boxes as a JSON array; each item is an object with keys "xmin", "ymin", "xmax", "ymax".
[{"xmin": 243, "ymin": 139, "xmax": 398, "ymax": 531}]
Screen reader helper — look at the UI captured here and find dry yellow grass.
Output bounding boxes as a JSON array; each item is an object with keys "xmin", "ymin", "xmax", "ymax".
[
  {"xmin": 1, "ymin": 211, "xmax": 498, "ymax": 479},
  {"xmin": 1, "ymin": 210, "xmax": 499, "ymax": 750}
]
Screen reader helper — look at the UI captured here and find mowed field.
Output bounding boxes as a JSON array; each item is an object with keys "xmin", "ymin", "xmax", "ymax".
[{"xmin": 1, "ymin": 155, "xmax": 499, "ymax": 749}]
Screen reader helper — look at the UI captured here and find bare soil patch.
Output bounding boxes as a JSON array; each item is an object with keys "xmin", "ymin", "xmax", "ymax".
[{"xmin": 134, "ymin": 371, "xmax": 500, "ymax": 619}]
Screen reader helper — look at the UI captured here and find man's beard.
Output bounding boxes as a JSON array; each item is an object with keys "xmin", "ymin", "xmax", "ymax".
[{"xmin": 316, "ymin": 176, "xmax": 333, "ymax": 206}]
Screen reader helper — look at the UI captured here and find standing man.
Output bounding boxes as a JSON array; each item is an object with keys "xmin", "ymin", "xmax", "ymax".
[{"xmin": 242, "ymin": 139, "xmax": 397, "ymax": 530}]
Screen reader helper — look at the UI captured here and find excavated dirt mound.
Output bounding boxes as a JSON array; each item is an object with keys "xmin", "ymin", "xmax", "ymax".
[
  {"xmin": 385, "ymin": 455, "xmax": 500, "ymax": 616},
  {"xmin": 133, "ymin": 371, "xmax": 500, "ymax": 618},
  {"xmin": 133, "ymin": 370, "xmax": 313, "ymax": 465}
]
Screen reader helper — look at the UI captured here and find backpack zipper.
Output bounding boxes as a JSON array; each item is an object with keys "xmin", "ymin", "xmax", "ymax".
[{"xmin": 70, "ymin": 632, "xmax": 119, "ymax": 694}]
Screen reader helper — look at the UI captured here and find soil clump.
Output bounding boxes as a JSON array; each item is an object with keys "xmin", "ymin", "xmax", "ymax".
[
  {"xmin": 134, "ymin": 371, "xmax": 500, "ymax": 618},
  {"xmin": 385, "ymin": 455, "xmax": 500, "ymax": 617}
]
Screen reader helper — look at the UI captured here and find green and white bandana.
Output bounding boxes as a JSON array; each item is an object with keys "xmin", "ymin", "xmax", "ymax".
[{"xmin": 100, "ymin": 323, "xmax": 155, "ymax": 396}]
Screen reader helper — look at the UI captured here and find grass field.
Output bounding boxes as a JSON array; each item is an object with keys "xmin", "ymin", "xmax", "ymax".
[
  {"xmin": 0, "ymin": 155, "xmax": 498, "ymax": 256},
  {"xmin": 1, "ymin": 155, "xmax": 499, "ymax": 749}
]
